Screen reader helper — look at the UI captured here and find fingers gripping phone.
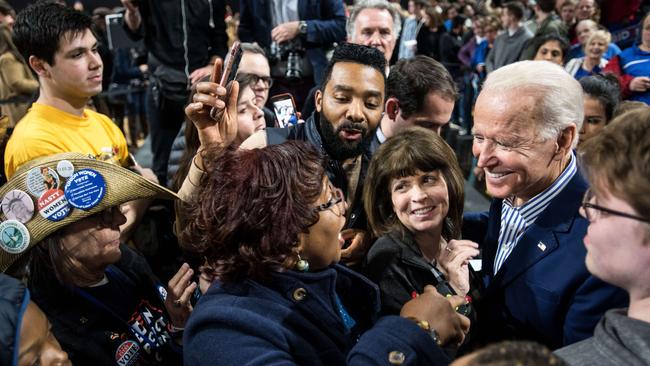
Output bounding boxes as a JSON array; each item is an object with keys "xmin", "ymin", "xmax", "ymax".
[
  {"xmin": 270, "ymin": 93, "xmax": 298, "ymax": 128},
  {"xmin": 209, "ymin": 41, "xmax": 242, "ymax": 119},
  {"xmin": 216, "ymin": 41, "xmax": 242, "ymax": 90}
]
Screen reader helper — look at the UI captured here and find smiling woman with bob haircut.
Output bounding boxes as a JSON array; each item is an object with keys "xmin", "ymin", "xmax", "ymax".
[{"xmin": 363, "ymin": 127, "xmax": 479, "ymax": 315}]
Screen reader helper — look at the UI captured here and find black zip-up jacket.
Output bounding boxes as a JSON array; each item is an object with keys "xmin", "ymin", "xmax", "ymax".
[{"xmin": 123, "ymin": 0, "xmax": 228, "ymax": 73}]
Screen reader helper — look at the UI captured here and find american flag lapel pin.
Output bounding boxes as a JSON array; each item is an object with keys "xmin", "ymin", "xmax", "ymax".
[{"xmin": 537, "ymin": 242, "xmax": 547, "ymax": 251}]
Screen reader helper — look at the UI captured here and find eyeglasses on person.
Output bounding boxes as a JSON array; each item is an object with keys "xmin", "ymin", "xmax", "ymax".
[
  {"xmin": 314, "ymin": 183, "xmax": 345, "ymax": 216},
  {"xmin": 239, "ymin": 72, "xmax": 273, "ymax": 88},
  {"xmin": 581, "ymin": 188, "xmax": 650, "ymax": 223}
]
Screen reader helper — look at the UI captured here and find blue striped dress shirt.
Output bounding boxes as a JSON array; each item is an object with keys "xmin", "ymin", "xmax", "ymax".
[{"xmin": 493, "ymin": 152, "xmax": 578, "ymax": 273}]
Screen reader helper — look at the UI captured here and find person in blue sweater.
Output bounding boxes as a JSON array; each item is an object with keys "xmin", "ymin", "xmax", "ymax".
[{"xmin": 604, "ymin": 12, "xmax": 650, "ymax": 105}]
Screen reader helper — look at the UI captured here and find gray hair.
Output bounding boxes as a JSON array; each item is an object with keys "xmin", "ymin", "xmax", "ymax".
[
  {"xmin": 240, "ymin": 42, "xmax": 266, "ymax": 56},
  {"xmin": 347, "ymin": 0, "xmax": 402, "ymax": 39},
  {"xmin": 482, "ymin": 60, "xmax": 584, "ymax": 148}
]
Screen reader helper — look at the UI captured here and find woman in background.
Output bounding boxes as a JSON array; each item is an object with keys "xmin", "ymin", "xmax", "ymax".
[
  {"xmin": 416, "ymin": 6, "xmax": 445, "ymax": 60},
  {"xmin": 565, "ymin": 30, "xmax": 610, "ymax": 79},
  {"xmin": 577, "ymin": 73, "xmax": 620, "ymax": 147},
  {"xmin": 0, "ymin": 25, "xmax": 38, "ymax": 127}
]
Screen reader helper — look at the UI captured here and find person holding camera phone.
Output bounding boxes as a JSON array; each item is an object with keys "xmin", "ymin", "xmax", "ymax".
[
  {"xmin": 363, "ymin": 127, "xmax": 479, "ymax": 316},
  {"xmin": 238, "ymin": 0, "xmax": 346, "ymax": 110},
  {"xmin": 121, "ymin": 0, "xmax": 228, "ymax": 186}
]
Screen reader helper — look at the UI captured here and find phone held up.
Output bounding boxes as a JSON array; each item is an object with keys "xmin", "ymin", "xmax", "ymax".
[
  {"xmin": 210, "ymin": 41, "xmax": 242, "ymax": 120},
  {"xmin": 270, "ymin": 93, "xmax": 298, "ymax": 128}
]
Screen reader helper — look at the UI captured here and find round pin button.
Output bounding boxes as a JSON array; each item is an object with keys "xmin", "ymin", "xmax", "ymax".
[
  {"xmin": 64, "ymin": 169, "xmax": 106, "ymax": 210},
  {"xmin": 56, "ymin": 160, "xmax": 75, "ymax": 178},
  {"xmin": 1, "ymin": 190, "xmax": 34, "ymax": 224},
  {"xmin": 26, "ymin": 167, "xmax": 60, "ymax": 197},
  {"xmin": 38, "ymin": 189, "xmax": 71, "ymax": 222},
  {"xmin": 0, "ymin": 220, "xmax": 30, "ymax": 254}
]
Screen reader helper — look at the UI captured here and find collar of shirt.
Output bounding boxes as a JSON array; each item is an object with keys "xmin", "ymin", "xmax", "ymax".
[
  {"xmin": 503, "ymin": 151, "xmax": 578, "ymax": 224},
  {"xmin": 376, "ymin": 126, "xmax": 387, "ymax": 144}
]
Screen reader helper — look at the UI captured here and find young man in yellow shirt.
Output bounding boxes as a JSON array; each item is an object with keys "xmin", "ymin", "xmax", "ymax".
[{"xmin": 5, "ymin": 2, "xmax": 155, "ymax": 239}]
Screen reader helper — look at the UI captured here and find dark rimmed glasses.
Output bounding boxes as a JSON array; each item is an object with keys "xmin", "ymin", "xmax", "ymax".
[
  {"xmin": 581, "ymin": 188, "xmax": 650, "ymax": 223},
  {"xmin": 239, "ymin": 72, "xmax": 273, "ymax": 88},
  {"xmin": 315, "ymin": 184, "xmax": 345, "ymax": 216}
]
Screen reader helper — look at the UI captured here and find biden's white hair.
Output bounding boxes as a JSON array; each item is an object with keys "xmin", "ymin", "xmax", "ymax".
[{"xmin": 482, "ymin": 60, "xmax": 584, "ymax": 148}]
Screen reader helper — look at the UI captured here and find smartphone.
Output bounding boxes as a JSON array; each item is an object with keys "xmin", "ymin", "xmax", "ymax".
[
  {"xmin": 270, "ymin": 93, "xmax": 298, "ymax": 128},
  {"xmin": 217, "ymin": 41, "xmax": 242, "ymax": 88},
  {"xmin": 210, "ymin": 41, "xmax": 242, "ymax": 119}
]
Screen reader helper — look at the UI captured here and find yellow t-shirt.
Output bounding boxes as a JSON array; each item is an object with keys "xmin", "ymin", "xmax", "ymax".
[{"xmin": 4, "ymin": 103, "xmax": 128, "ymax": 178}]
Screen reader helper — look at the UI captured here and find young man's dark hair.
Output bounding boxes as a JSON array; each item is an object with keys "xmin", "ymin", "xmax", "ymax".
[
  {"xmin": 386, "ymin": 56, "xmax": 457, "ymax": 118},
  {"xmin": 533, "ymin": 33, "xmax": 570, "ymax": 61},
  {"xmin": 537, "ymin": 0, "xmax": 557, "ymax": 13},
  {"xmin": 504, "ymin": 1, "xmax": 525, "ymax": 21},
  {"xmin": 13, "ymin": 0, "xmax": 94, "ymax": 65},
  {"xmin": 320, "ymin": 42, "xmax": 386, "ymax": 90}
]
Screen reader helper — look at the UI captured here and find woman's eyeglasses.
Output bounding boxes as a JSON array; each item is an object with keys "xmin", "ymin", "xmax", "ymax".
[
  {"xmin": 315, "ymin": 184, "xmax": 345, "ymax": 216},
  {"xmin": 581, "ymin": 188, "xmax": 650, "ymax": 223}
]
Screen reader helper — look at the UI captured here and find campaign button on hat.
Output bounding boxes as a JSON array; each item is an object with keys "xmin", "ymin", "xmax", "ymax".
[
  {"xmin": 1, "ymin": 190, "xmax": 34, "ymax": 224},
  {"xmin": 38, "ymin": 189, "xmax": 71, "ymax": 222},
  {"xmin": 26, "ymin": 167, "xmax": 61, "ymax": 197},
  {"xmin": 56, "ymin": 160, "xmax": 75, "ymax": 178},
  {"xmin": 0, "ymin": 220, "xmax": 30, "ymax": 254},
  {"xmin": 64, "ymin": 169, "xmax": 106, "ymax": 210}
]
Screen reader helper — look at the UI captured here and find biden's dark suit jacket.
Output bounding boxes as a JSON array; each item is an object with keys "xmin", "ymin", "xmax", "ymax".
[{"xmin": 463, "ymin": 173, "xmax": 628, "ymax": 349}]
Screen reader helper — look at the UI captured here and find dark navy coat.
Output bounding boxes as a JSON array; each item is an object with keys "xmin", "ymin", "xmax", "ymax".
[
  {"xmin": 184, "ymin": 264, "xmax": 450, "ymax": 365},
  {"xmin": 463, "ymin": 173, "xmax": 628, "ymax": 349}
]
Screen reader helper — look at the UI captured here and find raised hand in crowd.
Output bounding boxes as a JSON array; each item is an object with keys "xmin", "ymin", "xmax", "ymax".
[
  {"xmin": 438, "ymin": 239, "xmax": 480, "ymax": 296},
  {"xmin": 164, "ymin": 263, "xmax": 197, "ymax": 329},
  {"xmin": 184, "ymin": 59, "xmax": 239, "ymax": 169},
  {"xmin": 120, "ymin": 0, "xmax": 141, "ymax": 31},
  {"xmin": 400, "ymin": 285, "xmax": 471, "ymax": 347}
]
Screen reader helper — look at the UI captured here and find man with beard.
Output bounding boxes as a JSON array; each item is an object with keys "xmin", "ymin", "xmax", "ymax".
[{"xmin": 181, "ymin": 43, "xmax": 386, "ymax": 266}]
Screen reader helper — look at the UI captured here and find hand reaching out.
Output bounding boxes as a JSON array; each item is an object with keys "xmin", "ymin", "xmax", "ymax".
[
  {"xmin": 164, "ymin": 263, "xmax": 197, "ymax": 329},
  {"xmin": 438, "ymin": 239, "xmax": 479, "ymax": 296},
  {"xmin": 400, "ymin": 285, "xmax": 471, "ymax": 347}
]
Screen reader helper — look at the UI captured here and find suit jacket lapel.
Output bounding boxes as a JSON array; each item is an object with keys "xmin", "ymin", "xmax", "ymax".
[
  {"xmin": 481, "ymin": 199, "xmax": 503, "ymax": 281},
  {"xmin": 488, "ymin": 173, "xmax": 587, "ymax": 288}
]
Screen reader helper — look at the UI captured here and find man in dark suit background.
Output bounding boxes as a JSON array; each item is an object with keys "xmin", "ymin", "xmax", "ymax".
[{"xmin": 463, "ymin": 60, "xmax": 627, "ymax": 349}]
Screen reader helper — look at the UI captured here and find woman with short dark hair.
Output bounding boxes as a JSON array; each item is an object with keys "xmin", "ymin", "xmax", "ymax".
[
  {"xmin": 578, "ymin": 73, "xmax": 620, "ymax": 147},
  {"xmin": 363, "ymin": 127, "xmax": 479, "ymax": 315}
]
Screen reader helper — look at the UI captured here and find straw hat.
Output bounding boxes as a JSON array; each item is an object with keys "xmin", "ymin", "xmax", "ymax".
[{"xmin": 0, "ymin": 152, "xmax": 179, "ymax": 272}]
